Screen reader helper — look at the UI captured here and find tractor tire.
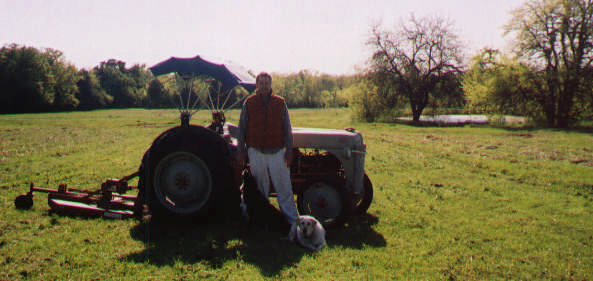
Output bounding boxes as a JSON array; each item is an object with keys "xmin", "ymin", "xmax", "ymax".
[
  {"xmin": 138, "ymin": 125, "xmax": 240, "ymax": 222},
  {"xmin": 352, "ymin": 173, "xmax": 373, "ymax": 215},
  {"xmin": 297, "ymin": 175, "xmax": 351, "ymax": 227}
]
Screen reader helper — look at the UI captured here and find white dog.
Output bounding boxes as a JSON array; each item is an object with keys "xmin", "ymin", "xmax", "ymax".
[{"xmin": 288, "ymin": 215, "xmax": 326, "ymax": 251}]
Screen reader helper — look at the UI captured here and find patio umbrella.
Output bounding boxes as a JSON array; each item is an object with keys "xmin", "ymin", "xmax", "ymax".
[{"xmin": 149, "ymin": 55, "xmax": 256, "ymax": 92}]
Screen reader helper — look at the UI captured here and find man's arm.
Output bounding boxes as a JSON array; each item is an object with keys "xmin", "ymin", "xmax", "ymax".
[
  {"xmin": 237, "ymin": 101, "xmax": 249, "ymax": 153},
  {"xmin": 282, "ymin": 102, "xmax": 293, "ymax": 151},
  {"xmin": 282, "ymin": 103, "xmax": 294, "ymax": 166}
]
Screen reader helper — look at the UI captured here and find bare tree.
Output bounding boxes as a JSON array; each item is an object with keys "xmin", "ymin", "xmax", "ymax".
[
  {"xmin": 506, "ymin": 0, "xmax": 593, "ymax": 127},
  {"xmin": 367, "ymin": 14, "xmax": 464, "ymax": 122}
]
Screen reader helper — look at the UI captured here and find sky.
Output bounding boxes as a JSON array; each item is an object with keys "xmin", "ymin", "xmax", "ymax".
[{"xmin": 1, "ymin": 0, "xmax": 526, "ymax": 75}]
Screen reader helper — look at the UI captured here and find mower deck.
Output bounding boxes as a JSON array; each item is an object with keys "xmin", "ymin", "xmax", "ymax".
[{"xmin": 15, "ymin": 171, "xmax": 141, "ymax": 219}]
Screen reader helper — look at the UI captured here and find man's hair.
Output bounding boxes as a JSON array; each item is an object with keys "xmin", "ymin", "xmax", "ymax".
[{"xmin": 256, "ymin": 72, "xmax": 272, "ymax": 84}]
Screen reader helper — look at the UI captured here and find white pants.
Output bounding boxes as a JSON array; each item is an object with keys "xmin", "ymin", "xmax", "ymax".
[{"xmin": 248, "ymin": 147, "xmax": 299, "ymax": 224}]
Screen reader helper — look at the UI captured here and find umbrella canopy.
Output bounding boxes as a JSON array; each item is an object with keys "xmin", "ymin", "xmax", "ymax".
[{"xmin": 149, "ymin": 55, "xmax": 256, "ymax": 92}]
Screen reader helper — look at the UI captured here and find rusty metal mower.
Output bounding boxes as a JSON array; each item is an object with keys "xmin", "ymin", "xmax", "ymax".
[{"xmin": 15, "ymin": 172, "xmax": 141, "ymax": 219}]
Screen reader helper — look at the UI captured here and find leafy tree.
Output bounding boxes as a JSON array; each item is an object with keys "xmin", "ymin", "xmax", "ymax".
[
  {"xmin": 463, "ymin": 49, "xmax": 544, "ymax": 117},
  {"xmin": 270, "ymin": 71, "xmax": 358, "ymax": 108},
  {"xmin": 367, "ymin": 14, "xmax": 464, "ymax": 121},
  {"xmin": 579, "ymin": 66, "xmax": 593, "ymax": 119},
  {"xmin": 0, "ymin": 44, "xmax": 79, "ymax": 113},
  {"xmin": 430, "ymin": 72, "xmax": 464, "ymax": 111},
  {"xmin": 0, "ymin": 44, "xmax": 50, "ymax": 113},
  {"xmin": 127, "ymin": 63, "xmax": 152, "ymax": 102},
  {"xmin": 46, "ymin": 49, "xmax": 80, "ymax": 111},
  {"xmin": 506, "ymin": 0, "xmax": 593, "ymax": 127},
  {"xmin": 93, "ymin": 59, "xmax": 149, "ymax": 108},
  {"xmin": 147, "ymin": 78, "xmax": 168, "ymax": 108},
  {"xmin": 349, "ymin": 79, "xmax": 395, "ymax": 122},
  {"xmin": 76, "ymin": 69, "xmax": 113, "ymax": 110}
]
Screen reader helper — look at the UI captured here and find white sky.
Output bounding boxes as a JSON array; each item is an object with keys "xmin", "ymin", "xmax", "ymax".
[{"xmin": 1, "ymin": 0, "xmax": 525, "ymax": 75}]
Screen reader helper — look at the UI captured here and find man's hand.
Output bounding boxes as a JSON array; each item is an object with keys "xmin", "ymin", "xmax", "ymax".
[{"xmin": 284, "ymin": 149, "xmax": 293, "ymax": 167}]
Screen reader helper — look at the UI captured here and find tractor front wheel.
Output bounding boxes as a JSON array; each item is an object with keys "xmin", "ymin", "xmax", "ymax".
[
  {"xmin": 352, "ymin": 173, "xmax": 373, "ymax": 215},
  {"xmin": 297, "ymin": 176, "xmax": 350, "ymax": 227}
]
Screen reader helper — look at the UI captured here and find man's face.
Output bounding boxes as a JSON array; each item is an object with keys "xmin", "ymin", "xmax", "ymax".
[{"xmin": 256, "ymin": 76, "xmax": 272, "ymax": 95}]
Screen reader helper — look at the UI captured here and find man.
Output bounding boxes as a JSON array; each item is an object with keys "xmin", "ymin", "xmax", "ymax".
[{"xmin": 237, "ymin": 72, "xmax": 299, "ymax": 226}]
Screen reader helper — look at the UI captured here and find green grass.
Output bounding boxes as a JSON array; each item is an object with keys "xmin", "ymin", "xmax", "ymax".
[{"xmin": 1, "ymin": 108, "xmax": 592, "ymax": 280}]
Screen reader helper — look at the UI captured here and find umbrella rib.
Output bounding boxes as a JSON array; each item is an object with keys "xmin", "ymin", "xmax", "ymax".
[
  {"xmin": 226, "ymin": 94, "xmax": 248, "ymax": 112},
  {"xmin": 186, "ymin": 76, "xmax": 194, "ymax": 111},
  {"xmin": 161, "ymin": 75, "xmax": 183, "ymax": 113},
  {"xmin": 190, "ymin": 83, "xmax": 205, "ymax": 112},
  {"xmin": 215, "ymin": 82, "xmax": 221, "ymax": 110},
  {"xmin": 174, "ymin": 74, "xmax": 185, "ymax": 113},
  {"xmin": 177, "ymin": 88, "xmax": 184, "ymax": 113},
  {"xmin": 206, "ymin": 82, "xmax": 216, "ymax": 111},
  {"xmin": 219, "ymin": 85, "xmax": 236, "ymax": 110}
]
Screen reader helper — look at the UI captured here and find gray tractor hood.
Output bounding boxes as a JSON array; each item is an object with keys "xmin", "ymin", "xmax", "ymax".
[
  {"xmin": 226, "ymin": 123, "xmax": 367, "ymax": 194},
  {"xmin": 225, "ymin": 123, "xmax": 365, "ymax": 153}
]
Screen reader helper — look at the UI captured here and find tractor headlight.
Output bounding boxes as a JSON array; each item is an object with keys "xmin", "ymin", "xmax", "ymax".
[{"xmin": 343, "ymin": 147, "xmax": 352, "ymax": 159}]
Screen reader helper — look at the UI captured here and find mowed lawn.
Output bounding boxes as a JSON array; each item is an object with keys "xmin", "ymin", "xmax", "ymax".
[{"xmin": 1, "ymin": 108, "xmax": 592, "ymax": 280}]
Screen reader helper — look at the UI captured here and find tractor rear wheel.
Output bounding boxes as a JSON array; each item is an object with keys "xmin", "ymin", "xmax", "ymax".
[
  {"xmin": 139, "ymin": 125, "xmax": 240, "ymax": 221},
  {"xmin": 297, "ymin": 176, "xmax": 350, "ymax": 227},
  {"xmin": 152, "ymin": 151, "xmax": 213, "ymax": 215}
]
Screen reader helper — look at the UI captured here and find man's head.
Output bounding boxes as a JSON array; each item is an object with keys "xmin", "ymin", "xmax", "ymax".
[{"xmin": 256, "ymin": 72, "xmax": 272, "ymax": 95}]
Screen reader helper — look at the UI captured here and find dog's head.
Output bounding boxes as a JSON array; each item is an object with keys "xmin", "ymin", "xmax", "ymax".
[{"xmin": 297, "ymin": 216, "xmax": 318, "ymax": 237}]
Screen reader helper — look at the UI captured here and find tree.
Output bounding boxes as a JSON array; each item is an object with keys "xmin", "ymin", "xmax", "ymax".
[
  {"xmin": 350, "ymin": 80, "xmax": 383, "ymax": 122},
  {"xmin": 270, "ymin": 71, "xmax": 358, "ymax": 108},
  {"xmin": 463, "ymin": 48, "xmax": 543, "ymax": 117},
  {"xmin": 506, "ymin": 0, "xmax": 593, "ymax": 127},
  {"xmin": 46, "ymin": 48, "xmax": 80, "ymax": 111},
  {"xmin": 0, "ymin": 44, "xmax": 79, "ymax": 113},
  {"xmin": 147, "ymin": 78, "xmax": 168, "ymax": 108},
  {"xmin": 367, "ymin": 14, "xmax": 464, "ymax": 122},
  {"xmin": 432, "ymin": 72, "xmax": 464, "ymax": 110},
  {"xmin": 76, "ymin": 69, "xmax": 113, "ymax": 110},
  {"xmin": 94, "ymin": 59, "xmax": 149, "ymax": 108},
  {"xmin": 0, "ymin": 44, "xmax": 52, "ymax": 113}
]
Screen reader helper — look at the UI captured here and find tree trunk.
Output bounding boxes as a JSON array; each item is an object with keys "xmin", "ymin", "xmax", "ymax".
[
  {"xmin": 410, "ymin": 91, "xmax": 429, "ymax": 122},
  {"xmin": 412, "ymin": 106, "xmax": 422, "ymax": 122},
  {"xmin": 557, "ymin": 78, "xmax": 578, "ymax": 128},
  {"xmin": 410, "ymin": 100, "xmax": 426, "ymax": 122}
]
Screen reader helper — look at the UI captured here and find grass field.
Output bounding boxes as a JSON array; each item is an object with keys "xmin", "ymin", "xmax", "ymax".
[{"xmin": 1, "ymin": 108, "xmax": 592, "ymax": 280}]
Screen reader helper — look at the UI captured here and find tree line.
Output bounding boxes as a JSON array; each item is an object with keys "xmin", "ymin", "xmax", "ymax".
[
  {"xmin": 0, "ymin": 45, "xmax": 153, "ymax": 113},
  {"xmin": 0, "ymin": 44, "xmax": 359, "ymax": 114}
]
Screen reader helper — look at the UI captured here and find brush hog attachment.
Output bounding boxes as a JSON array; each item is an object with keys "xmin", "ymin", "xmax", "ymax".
[{"xmin": 14, "ymin": 171, "xmax": 143, "ymax": 219}]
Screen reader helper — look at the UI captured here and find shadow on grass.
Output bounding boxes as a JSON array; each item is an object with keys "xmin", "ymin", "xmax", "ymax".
[
  {"xmin": 125, "ymin": 219, "xmax": 244, "ymax": 268},
  {"xmin": 122, "ymin": 213, "xmax": 386, "ymax": 276},
  {"xmin": 327, "ymin": 213, "xmax": 386, "ymax": 249},
  {"xmin": 124, "ymin": 218, "xmax": 305, "ymax": 276}
]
